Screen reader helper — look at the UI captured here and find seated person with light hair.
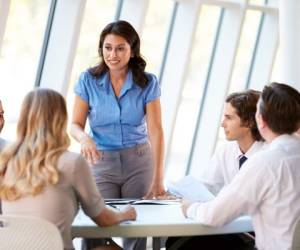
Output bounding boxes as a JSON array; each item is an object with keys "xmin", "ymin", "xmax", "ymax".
[
  {"xmin": 0, "ymin": 89, "xmax": 136, "ymax": 250},
  {"xmin": 182, "ymin": 83, "xmax": 300, "ymax": 250}
]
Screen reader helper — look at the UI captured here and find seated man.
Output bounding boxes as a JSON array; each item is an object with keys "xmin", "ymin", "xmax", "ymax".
[
  {"xmin": 182, "ymin": 82, "xmax": 300, "ymax": 250},
  {"xmin": 200, "ymin": 89, "xmax": 265, "ymax": 195},
  {"xmin": 167, "ymin": 90, "xmax": 265, "ymax": 249}
]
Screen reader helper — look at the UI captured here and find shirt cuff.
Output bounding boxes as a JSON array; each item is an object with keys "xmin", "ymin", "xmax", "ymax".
[{"xmin": 186, "ymin": 202, "xmax": 201, "ymax": 220}]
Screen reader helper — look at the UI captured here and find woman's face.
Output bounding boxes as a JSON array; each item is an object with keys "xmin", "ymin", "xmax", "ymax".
[{"xmin": 102, "ymin": 34, "xmax": 132, "ymax": 72}]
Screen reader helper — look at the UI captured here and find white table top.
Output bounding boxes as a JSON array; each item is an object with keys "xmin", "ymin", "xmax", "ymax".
[{"xmin": 72, "ymin": 204, "xmax": 253, "ymax": 239}]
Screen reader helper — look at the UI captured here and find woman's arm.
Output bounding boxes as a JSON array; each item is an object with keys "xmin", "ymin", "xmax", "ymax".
[
  {"xmin": 70, "ymin": 95, "xmax": 100, "ymax": 164},
  {"xmin": 92, "ymin": 205, "xmax": 137, "ymax": 227},
  {"xmin": 144, "ymin": 98, "xmax": 166, "ymax": 198}
]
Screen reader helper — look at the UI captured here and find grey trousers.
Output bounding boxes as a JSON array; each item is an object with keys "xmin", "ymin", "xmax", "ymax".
[{"xmin": 92, "ymin": 142, "xmax": 153, "ymax": 250}]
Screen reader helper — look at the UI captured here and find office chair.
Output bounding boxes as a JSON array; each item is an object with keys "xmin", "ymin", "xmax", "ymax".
[
  {"xmin": 292, "ymin": 217, "xmax": 300, "ymax": 250},
  {"xmin": 0, "ymin": 214, "xmax": 63, "ymax": 250}
]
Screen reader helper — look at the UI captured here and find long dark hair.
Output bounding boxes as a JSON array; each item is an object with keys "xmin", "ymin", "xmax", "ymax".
[{"xmin": 89, "ymin": 20, "xmax": 148, "ymax": 88}]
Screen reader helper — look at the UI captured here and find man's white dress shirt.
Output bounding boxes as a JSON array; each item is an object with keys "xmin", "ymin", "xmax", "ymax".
[
  {"xmin": 187, "ymin": 135, "xmax": 300, "ymax": 250},
  {"xmin": 200, "ymin": 140, "xmax": 266, "ymax": 195}
]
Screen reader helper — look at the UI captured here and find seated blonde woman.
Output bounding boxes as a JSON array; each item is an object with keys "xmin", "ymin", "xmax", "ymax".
[{"xmin": 0, "ymin": 89, "xmax": 136, "ymax": 250}]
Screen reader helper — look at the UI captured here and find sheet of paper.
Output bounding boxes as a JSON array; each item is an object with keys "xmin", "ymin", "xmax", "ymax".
[
  {"xmin": 167, "ymin": 175, "xmax": 215, "ymax": 202},
  {"xmin": 105, "ymin": 198, "xmax": 181, "ymax": 205},
  {"xmin": 132, "ymin": 199, "xmax": 180, "ymax": 205}
]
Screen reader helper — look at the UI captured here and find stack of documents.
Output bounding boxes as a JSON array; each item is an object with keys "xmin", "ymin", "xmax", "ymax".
[
  {"xmin": 166, "ymin": 175, "xmax": 215, "ymax": 202},
  {"xmin": 105, "ymin": 198, "xmax": 181, "ymax": 205}
]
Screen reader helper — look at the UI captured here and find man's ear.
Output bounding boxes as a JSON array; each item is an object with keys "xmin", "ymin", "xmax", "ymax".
[{"xmin": 256, "ymin": 113, "xmax": 266, "ymax": 130}]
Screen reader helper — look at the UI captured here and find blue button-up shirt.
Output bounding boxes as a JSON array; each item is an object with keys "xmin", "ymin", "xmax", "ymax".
[{"xmin": 74, "ymin": 70, "xmax": 161, "ymax": 150}]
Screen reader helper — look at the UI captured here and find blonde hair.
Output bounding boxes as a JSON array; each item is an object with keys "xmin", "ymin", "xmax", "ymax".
[{"xmin": 0, "ymin": 88, "xmax": 70, "ymax": 201}]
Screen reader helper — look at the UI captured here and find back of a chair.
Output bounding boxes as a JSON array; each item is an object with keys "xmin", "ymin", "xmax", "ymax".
[
  {"xmin": 293, "ymin": 217, "xmax": 300, "ymax": 250},
  {"xmin": 0, "ymin": 215, "xmax": 64, "ymax": 250}
]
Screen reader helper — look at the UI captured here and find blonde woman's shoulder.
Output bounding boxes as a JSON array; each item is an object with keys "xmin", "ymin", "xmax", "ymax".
[{"xmin": 58, "ymin": 151, "xmax": 88, "ymax": 172}]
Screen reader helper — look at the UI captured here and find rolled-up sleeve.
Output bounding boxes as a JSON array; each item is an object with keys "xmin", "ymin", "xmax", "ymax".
[
  {"xmin": 74, "ymin": 71, "xmax": 90, "ymax": 103},
  {"xmin": 144, "ymin": 73, "xmax": 161, "ymax": 104}
]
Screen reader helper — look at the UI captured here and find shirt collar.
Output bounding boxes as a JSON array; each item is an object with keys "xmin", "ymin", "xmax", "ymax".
[
  {"xmin": 97, "ymin": 71, "xmax": 110, "ymax": 94},
  {"xmin": 235, "ymin": 140, "xmax": 265, "ymax": 160},
  {"xmin": 235, "ymin": 142, "xmax": 243, "ymax": 160},
  {"xmin": 120, "ymin": 70, "xmax": 136, "ymax": 97},
  {"xmin": 97, "ymin": 70, "xmax": 138, "ymax": 95}
]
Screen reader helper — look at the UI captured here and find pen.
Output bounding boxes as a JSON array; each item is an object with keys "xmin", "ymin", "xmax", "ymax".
[{"xmin": 109, "ymin": 204, "xmax": 119, "ymax": 210}]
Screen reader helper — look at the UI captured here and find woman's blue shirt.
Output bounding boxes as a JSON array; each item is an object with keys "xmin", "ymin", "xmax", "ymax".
[{"xmin": 74, "ymin": 69, "xmax": 160, "ymax": 150}]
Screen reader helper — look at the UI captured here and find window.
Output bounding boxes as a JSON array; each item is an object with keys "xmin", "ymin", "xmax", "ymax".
[
  {"xmin": 166, "ymin": 5, "xmax": 222, "ymax": 181},
  {"xmin": 270, "ymin": 47, "xmax": 280, "ymax": 82},
  {"xmin": 0, "ymin": 0, "xmax": 51, "ymax": 140},
  {"xmin": 228, "ymin": 10, "xmax": 262, "ymax": 93},
  {"xmin": 140, "ymin": 0, "xmax": 174, "ymax": 76}
]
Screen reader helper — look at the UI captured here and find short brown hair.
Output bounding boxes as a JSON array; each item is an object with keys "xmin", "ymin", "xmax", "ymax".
[
  {"xmin": 226, "ymin": 89, "xmax": 262, "ymax": 141},
  {"xmin": 259, "ymin": 82, "xmax": 300, "ymax": 134}
]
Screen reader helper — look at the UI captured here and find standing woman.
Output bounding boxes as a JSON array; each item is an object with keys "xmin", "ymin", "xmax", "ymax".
[
  {"xmin": 70, "ymin": 20, "xmax": 166, "ymax": 202},
  {"xmin": 70, "ymin": 20, "xmax": 165, "ymax": 250},
  {"xmin": 0, "ymin": 89, "xmax": 136, "ymax": 250}
]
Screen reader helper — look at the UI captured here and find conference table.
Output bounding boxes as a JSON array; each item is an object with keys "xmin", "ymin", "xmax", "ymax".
[{"xmin": 72, "ymin": 203, "xmax": 253, "ymax": 250}]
